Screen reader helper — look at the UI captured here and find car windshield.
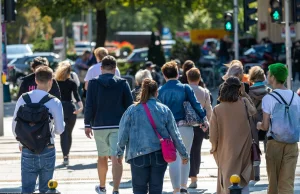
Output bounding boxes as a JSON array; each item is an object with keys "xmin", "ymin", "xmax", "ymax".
[{"xmin": 7, "ymin": 45, "xmax": 32, "ymax": 55}]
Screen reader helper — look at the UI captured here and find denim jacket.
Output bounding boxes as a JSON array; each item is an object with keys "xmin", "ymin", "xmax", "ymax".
[
  {"xmin": 158, "ymin": 80, "xmax": 206, "ymax": 122},
  {"xmin": 117, "ymin": 98, "xmax": 189, "ymax": 162}
]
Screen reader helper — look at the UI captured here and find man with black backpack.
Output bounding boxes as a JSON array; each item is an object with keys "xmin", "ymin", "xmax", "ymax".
[
  {"xmin": 257, "ymin": 63, "xmax": 300, "ymax": 194},
  {"xmin": 12, "ymin": 66, "xmax": 64, "ymax": 193}
]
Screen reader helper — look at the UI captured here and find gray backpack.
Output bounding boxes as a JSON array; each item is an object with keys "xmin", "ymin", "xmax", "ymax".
[{"xmin": 268, "ymin": 91, "xmax": 300, "ymax": 144}]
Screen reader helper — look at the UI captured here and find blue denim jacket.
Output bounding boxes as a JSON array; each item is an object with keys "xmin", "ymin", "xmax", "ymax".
[
  {"xmin": 117, "ymin": 98, "xmax": 189, "ymax": 162},
  {"xmin": 158, "ymin": 80, "xmax": 206, "ymax": 122}
]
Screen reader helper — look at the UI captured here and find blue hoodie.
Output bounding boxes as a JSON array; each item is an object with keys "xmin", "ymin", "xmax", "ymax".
[{"xmin": 84, "ymin": 74, "xmax": 133, "ymax": 130}]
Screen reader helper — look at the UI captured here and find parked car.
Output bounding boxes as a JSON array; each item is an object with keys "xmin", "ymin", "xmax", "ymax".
[
  {"xmin": 126, "ymin": 45, "xmax": 172, "ymax": 65},
  {"xmin": 7, "ymin": 52, "xmax": 61, "ymax": 85},
  {"xmin": 7, "ymin": 44, "xmax": 33, "ymax": 63},
  {"xmin": 201, "ymin": 38, "xmax": 220, "ymax": 56},
  {"xmin": 75, "ymin": 41, "xmax": 96, "ymax": 56}
]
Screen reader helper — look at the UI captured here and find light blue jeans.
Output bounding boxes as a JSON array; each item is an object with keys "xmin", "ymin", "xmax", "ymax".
[{"xmin": 21, "ymin": 147, "xmax": 56, "ymax": 193}]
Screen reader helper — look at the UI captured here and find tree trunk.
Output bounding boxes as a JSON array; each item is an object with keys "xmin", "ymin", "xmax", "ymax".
[{"xmin": 96, "ymin": 8, "xmax": 107, "ymax": 47}]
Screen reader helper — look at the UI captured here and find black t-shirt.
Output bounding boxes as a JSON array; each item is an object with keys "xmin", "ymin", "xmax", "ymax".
[
  {"xmin": 17, "ymin": 73, "xmax": 61, "ymax": 99},
  {"xmin": 57, "ymin": 79, "xmax": 81, "ymax": 102}
]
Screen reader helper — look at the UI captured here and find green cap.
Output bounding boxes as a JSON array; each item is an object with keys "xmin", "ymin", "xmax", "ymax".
[{"xmin": 268, "ymin": 63, "xmax": 288, "ymax": 83}]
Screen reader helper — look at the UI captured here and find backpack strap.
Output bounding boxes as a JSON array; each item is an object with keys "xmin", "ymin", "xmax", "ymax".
[
  {"xmin": 272, "ymin": 91, "xmax": 288, "ymax": 105},
  {"xmin": 39, "ymin": 94, "xmax": 55, "ymax": 104},
  {"xmin": 269, "ymin": 93, "xmax": 282, "ymax": 104},
  {"xmin": 289, "ymin": 91, "xmax": 295, "ymax": 106},
  {"xmin": 22, "ymin": 93, "xmax": 32, "ymax": 104}
]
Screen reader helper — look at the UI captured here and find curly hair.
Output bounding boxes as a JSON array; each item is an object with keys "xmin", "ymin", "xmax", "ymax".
[{"xmin": 218, "ymin": 76, "xmax": 241, "ymax": 102}]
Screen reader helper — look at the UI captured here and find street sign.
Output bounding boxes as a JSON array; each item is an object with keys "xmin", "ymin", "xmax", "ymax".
[
  {"xmin": 281, "ymin": 25, "xmax": 296, "ymax": 38},
  {"xmin": 53, "ymin": 37, "xmax": 68, "ymax": 50}
]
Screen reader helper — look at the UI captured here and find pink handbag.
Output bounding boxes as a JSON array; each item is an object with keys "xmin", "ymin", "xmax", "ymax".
[{"xmin": 142, "ymin": 103, "xmax": 177, "ymax": 163}]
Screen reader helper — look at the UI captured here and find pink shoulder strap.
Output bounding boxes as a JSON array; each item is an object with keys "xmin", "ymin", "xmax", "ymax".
[{"xmin": 142, "ymin": 103, "xmax": 163, "ymax": 141}]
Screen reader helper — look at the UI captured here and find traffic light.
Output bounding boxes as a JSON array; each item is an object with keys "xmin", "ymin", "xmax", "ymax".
[
  {"xmin": 224, "ymin": 12, "xmax": 233, "ymax": 32},
  {"xmin": 4, "ymin": 0, "xmax": 17, "ymax": 22},
  {"xmin": 270, "ymin": 0, "xmax": 283, "ymax": 23},
  {"xmin": 244, "ymin": 0, "xmax": 258, "ymax": 32},
  {"xmin": 293, "ymin": 0, "xmax": 300, "ymax": 22}
]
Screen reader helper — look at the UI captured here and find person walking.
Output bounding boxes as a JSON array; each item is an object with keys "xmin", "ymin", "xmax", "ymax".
[
  {"xmin": 210, "ymin": 76, "xmax": 256, "ymax": 194},
  {"xmin": 117, "ymin": 78, "xmax": 189, "ymax": 194},
  {"xmin": 248, "ymin": 66, "xmax": 271, "ymax": 181},
  {"xmin": 257, "ymin": 63, "xmax": 300, "ymax": 194},
  {"xmin": 84, "ymin": 55, "xmax": 133, "ymax": 194},
  {"xmin": 131, "ymin": 70, "xmax": 152, "ymax": 101},
  {"xmin": 158, "ymin": 61, "xmax": 208, "ymax": 194},
  {"xmin": 145, "ymin": 61, "xmax": 160, "ymax": 86},
  {"xmin": 186, "ymin": 68, "xmax": 213, "ymax": 188},
  {"xmin": 12, "ymin": 66, "xmax": 64, "ymax": 193},
  {"xmin": 84, "ymin": 47, "xmax": 121, "ymax": 90},
  {"xmin": 55, "ymin": 61, "xmax": 83, "ymax": 166},
  {"xmin": 17, "ymin": 57, "xmax": 61, "ymax": 99}
]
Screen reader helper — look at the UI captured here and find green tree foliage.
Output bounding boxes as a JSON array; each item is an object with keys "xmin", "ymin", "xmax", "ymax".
[
  {"xmin": 171, "ymin": 38, "xmax": 201, "ymax": 64},
  {"xmin": 148, "ymin": 31, "xmax": 166, "ymax": 67}
]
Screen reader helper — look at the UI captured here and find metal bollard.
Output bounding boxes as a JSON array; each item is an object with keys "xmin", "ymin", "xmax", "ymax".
[
  {"xmin": 46, "ymin": 179, "xmax": 61, "ymax": 194},
  {"xmin": 228, "ymin": 174, "xmax": 243, "ymax": 194}
]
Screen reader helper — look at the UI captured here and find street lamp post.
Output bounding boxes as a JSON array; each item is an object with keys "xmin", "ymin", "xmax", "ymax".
[
  {"xmin": 285, "ymin": 0, "xmax": 292, "ymax": 89},
  {"xmin": 0, "ymin": 1, "xmax": 4, "ymax": 136},
  {"xmin": 234, "ymin": 0, "xmax": 239, "ymax": 60}
]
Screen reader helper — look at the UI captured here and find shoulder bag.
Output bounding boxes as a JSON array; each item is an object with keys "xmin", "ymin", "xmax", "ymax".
[
  {"xmin": 183, "ymin": 85, "xmax": 202, "ymax": 126},
  {"xmin": 243, "ymin": 99, "xmax": 262, "ymax": 164},
  {"xmin": 142, "ymin": 103, "xmax": 177, "ymax": 163}
]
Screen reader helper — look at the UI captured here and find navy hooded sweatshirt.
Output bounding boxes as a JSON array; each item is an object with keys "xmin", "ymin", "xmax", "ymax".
[{"xmin": 84, "ymin": 74, "xmax": 133, "ymax": 130}]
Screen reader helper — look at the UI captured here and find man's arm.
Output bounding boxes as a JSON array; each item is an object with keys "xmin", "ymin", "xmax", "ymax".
[
  {"xmin": 84, "ymin": 80, "xmax": 94, "ymax": 128},
  {"xmin": 123, "ymin": 81, "xmax": 134, "ymax": 109},
  {"xmin": 257, "ymin": 112, "xmax": 270, "ymax": 131},
  {"xmin": 51, "ymin": 99, "xmax": 65, "ymax": 135}
]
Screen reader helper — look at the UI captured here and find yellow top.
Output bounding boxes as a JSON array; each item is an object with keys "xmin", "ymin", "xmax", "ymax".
[
  {"xmin": 48, "ymin": 179, "xmax": 58, "ymax": 189},
  {"xmin": 230, "ymin": 174, "xmax": 241, "ymax": 184}
]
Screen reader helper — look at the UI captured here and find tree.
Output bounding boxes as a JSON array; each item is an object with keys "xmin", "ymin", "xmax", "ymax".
[{"xmin": 148, "ymin": 31, "xmax": 165, "ymax": 67}]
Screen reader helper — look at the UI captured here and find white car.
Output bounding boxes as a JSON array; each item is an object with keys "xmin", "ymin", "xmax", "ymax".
[
  {"xmin": 75, "ymin": 41, "xmax": 96, "ymax": 56},
  {"xmin": 7, "ymin": 44, "xmax": 33, "ymax": 63}
]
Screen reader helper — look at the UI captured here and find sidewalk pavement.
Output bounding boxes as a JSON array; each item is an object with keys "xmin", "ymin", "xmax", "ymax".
[{"xmin": 2, "ymin": 117, "xmax": 300, "ymax": 193}]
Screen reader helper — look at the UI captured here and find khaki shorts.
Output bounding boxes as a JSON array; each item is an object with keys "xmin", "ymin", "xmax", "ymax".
[{"xmin": 93, "ymin": 129, "xmax": 119, "ymax": 156}]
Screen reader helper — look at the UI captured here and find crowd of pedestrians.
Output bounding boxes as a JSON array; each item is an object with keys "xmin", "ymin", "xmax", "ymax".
[{"xmin": 11, "ymin": 46, "xmax": 300, "ymax": 194}]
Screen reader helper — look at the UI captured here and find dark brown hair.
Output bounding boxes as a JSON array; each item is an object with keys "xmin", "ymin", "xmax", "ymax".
[
  {"xmin": 161, "ymin": 61, "xmax": 178, "ymax": 79},
  {"xmin": 180, "ymin": 60, "xmax": 195, "ymax": 83},
  {"xmin": 35, "ymin": 66, "xmax": 53, "ymax": 84},
  {"xmin": 136, "ymin": 78, "xmax": 158, "ymax": 104},
  {"xmin": 102, "ymin": 55, "xmax": 117, "ymax": 70},
  {"xmin": 31, "ymin": 57, "xmax": 49, "ymax": 70},
  {"xmin": 218, "ymin": 76, "xmax": 241, "ymax": 102},
  {"xmin": 187, "ymin": 67, "xmax": 201, "ymax": 82}
]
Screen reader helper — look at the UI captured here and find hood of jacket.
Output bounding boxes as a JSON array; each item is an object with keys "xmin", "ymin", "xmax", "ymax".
[
  {"xmin": 249, "ymin": 85, "xmax": 272, "ymax": 101},
  {"xmin": 96, "ymin": 73, "xmax": 125, "ymax": 88}
]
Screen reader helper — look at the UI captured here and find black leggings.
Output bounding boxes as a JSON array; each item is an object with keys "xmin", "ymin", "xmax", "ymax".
[
  {"xmin": 60, "ymin": 103, "xmax": 77, "ymax": 157},
  {"xmin": 189, "ymin": 126, "xmax": 205, "ymax": 177}
]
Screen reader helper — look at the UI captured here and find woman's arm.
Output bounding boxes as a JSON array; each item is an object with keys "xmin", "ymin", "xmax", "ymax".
[
  {"xmin": 209, "ymin": 109, "xmax": 219, "ymax": 154},
  {"xmin": 242, "ymin": 97, "xmax": 257, "ymax": 117},
  {"xmin": 117, "ymin": 107, "xmax": 132, "ymax": 157},
  {"xmin": 166, "ymin": 109, "xmax": 189, "ymax": 159}
]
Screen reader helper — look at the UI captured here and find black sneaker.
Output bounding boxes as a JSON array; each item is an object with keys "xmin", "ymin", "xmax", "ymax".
[
  {"xmin": 180, "ymin": 188, "xmax": 189, "ymax": 194},
  {"xmin": 112, "ymin": 191, "xmax": 119, "ymax": 194},
  {"xmin": 63, "ymin": 157, "xmax": 69, "ymax": 166},
  {"xmin": 95, "ymin": 185, "xmax": 106, "ymax": 194}
]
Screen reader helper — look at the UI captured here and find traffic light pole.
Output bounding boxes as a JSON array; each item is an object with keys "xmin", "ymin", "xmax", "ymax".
[
  {"xmin": 285, "ymin": 0, "xmax": 292, "ymax": 89},
  {"xmin": 0, "ymin": 2, "xmax": 4, "ymax": 136},
  {"xmin": 234, "ymin": 0, "xmax": 239, "ymax": 59}
]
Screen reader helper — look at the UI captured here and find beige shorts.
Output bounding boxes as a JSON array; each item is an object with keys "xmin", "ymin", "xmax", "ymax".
[{"xmin": 93, "ymin": 129, "xmax": 119, "ymax": 156}]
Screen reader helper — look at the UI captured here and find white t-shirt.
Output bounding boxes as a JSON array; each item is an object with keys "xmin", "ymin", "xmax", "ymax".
[
  {"xmin": 262, "ymin": 89, "xmax": 300, "ymax": 115},
  {"xmin": 84, "ymin": 63, "xmax": 121, "ymax": 82}
]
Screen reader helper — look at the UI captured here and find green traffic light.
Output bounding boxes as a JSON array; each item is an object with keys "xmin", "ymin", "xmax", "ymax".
[
  {"xmin": 273, "ymin": 10, "xmax": 280, "ymax": 21},
  {"xmin": 225, "ymin": 21, "xmax": 232, "ymax": 31}
]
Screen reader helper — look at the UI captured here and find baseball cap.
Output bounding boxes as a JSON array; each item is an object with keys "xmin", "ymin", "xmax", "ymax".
[
  {"xmin": 222, "ymin": 64, "xmax": 244, "ymax": 80},
  {"xmin": 145, "ymin": 61, "xmax": 156, "ymax": 68}
]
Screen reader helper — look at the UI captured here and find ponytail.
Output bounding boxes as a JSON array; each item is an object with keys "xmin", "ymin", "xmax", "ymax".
[{"xmin": 136, "ymin": 78, "xmax": 158, "ymax": 104}]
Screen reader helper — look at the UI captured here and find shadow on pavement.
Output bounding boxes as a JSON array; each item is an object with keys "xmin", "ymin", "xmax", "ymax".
[
  {"xmin": 163, "ymin": 189, "xmax": 211, "ymax": 194},
  {"xmin": 0, "ymin": 186, "xmax": 21, "ymax": 193},
  {"xmin": 66, "ymin": 163, "xmax": 97, "ymax": 171}
]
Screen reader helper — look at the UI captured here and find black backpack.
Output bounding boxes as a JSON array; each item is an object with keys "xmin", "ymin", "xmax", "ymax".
[{"xmin": 15, "ymin": 93, "xmax": 54, "ymax": 154}]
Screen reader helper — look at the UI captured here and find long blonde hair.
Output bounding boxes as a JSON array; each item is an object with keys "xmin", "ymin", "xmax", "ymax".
[{"xmin": 55, "ymin": 61, "xmax": 71, "ymax": 81}]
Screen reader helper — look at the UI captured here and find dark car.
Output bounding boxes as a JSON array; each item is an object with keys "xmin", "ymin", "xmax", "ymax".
[{"xmin": 7, "ymin": 52, "xmax": 61, "ymax": 85}]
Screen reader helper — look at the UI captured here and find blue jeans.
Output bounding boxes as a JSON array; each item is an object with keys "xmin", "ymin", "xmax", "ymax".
[
  {"xmin": 129, "ymin": 150, "xmax": 168, "ymax": 194},
  {"xmin": 21, "ymin": 146, "xmax": 56, "ymax": 193}
]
